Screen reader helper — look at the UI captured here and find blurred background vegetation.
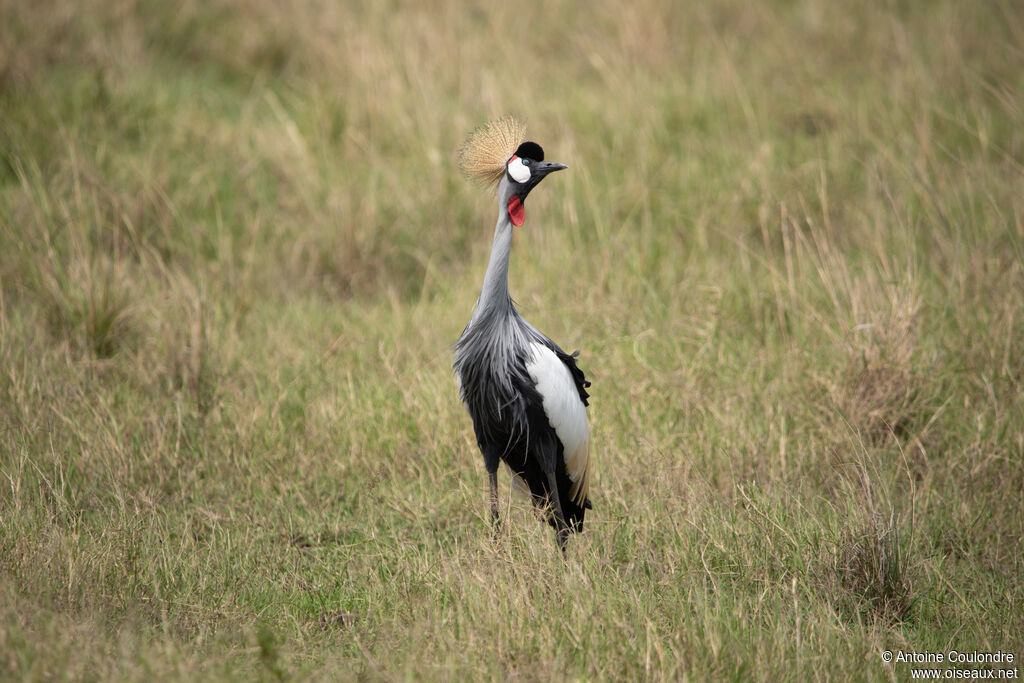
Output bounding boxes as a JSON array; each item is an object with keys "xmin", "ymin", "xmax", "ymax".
[{"xmin": 1, "ymin": 0, "xmax": 1021, "ymax": 679}]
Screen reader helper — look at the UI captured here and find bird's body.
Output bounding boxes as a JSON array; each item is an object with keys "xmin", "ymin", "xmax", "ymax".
[{"xmin": 453, "ymin": 119, "xmax": 591, "ymax": 548}]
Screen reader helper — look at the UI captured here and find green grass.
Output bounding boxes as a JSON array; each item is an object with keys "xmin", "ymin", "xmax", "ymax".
[{"xmin": 2, "ymin": 0, "xmax": 1022, "ymax": 679}]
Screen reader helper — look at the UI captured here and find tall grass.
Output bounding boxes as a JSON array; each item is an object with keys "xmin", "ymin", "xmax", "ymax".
[{"xmin": 2, "ymin": 0, "xmax": 1022, "ymax": 679}]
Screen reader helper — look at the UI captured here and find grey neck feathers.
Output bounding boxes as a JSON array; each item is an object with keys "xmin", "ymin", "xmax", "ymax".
[
  {"xmin": 470, "ymin": 179, "xmax": 516, "ymax": 326},
  {"xmin": 472, "ymin": 215, "xmax": 512, "ymax": 324}
]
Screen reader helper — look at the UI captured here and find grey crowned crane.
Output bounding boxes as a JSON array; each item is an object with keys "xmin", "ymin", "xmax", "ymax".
[{"xmin": 453, "ymin": 117, "xmax": 592, "ymax": 550}]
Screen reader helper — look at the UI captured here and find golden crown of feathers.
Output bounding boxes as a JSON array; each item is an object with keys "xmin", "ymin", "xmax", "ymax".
[{"xmin": 457, "ymin": 116, "xmax": 526, "ymax": 187}]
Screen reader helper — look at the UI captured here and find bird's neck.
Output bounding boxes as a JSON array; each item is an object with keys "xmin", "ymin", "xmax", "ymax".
[{"xmin": 472, "ymin": 211, "xmax": 514, "ymax": 326}]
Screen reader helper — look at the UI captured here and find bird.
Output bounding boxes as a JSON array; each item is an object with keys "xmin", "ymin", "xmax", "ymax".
[{"xmin": 453, "ymin": 117, "xmax": 592, "ymax": 550}]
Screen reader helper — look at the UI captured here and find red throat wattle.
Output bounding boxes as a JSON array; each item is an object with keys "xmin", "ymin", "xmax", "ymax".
[{"xmin": 507, "ymin": 195, "xmax": 525, "ymax": 226}]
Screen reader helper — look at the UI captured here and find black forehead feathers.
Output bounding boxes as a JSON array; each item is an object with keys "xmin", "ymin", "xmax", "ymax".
[{"xmin": 515, "ymin": 141, "xmax": 544, "ymax": 161}]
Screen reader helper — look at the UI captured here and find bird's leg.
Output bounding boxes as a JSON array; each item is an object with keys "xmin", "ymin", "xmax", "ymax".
[
  {"xmin": 488, "ymin": 469, "xmax": 500, "ymax": 532},
  {"xmin": 483, "ymin": 449, "xmax": 501, "ymax": 535},
  {"xmin": 544, "ymin": 470, "xmax": 570, "ymax": 553}
]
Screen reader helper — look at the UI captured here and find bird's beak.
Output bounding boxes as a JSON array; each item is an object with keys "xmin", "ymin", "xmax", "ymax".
[
  {"xmin": 519, "ymin": 161, "xmax": 567, "ymax": 199},
  {"xmin": 537, "ymin": 161, "xmax": 568, "ymax": 177}
]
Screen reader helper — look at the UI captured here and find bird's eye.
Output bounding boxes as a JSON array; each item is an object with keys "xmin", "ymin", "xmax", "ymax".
[{"xmin": 522, "ymin": 159, "xmax": 531, "ymax": 166}]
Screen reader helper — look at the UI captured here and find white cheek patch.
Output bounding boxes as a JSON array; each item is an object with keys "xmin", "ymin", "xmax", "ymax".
[{"xmin": 507, "ymin": 156, "xmax": 531, "ymax": 184}]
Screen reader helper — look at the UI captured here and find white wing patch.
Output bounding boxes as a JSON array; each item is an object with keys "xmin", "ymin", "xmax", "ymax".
[{"xmin": 525, "ymin": 342, "xmax": 591, "ymax": 505}]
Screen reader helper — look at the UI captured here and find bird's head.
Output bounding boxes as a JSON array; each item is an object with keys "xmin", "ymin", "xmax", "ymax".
[
  {"xmin": 502, "ymin": 141, "xmax": 567, "ymax": 227},
  {"xmin": 457, "ymin": 117, "xmax": 567, "ymax": 227}
]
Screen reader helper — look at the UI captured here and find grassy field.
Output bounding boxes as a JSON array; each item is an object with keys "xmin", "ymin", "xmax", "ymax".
[{"xmin": 2, "ymin": 0, "xmax": 1023, "ymax": 679}]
